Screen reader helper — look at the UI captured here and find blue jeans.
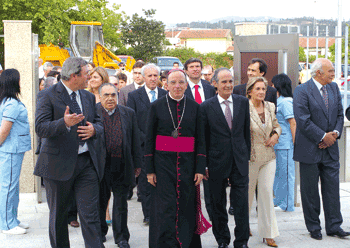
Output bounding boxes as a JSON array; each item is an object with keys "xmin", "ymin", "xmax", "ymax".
[{"xmin": 0, "ymin": 152, "xmax": 24, "ymax": 230}]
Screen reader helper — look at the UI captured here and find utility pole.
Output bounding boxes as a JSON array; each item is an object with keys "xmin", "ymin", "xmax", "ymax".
[{"xmin": 335, "ymin": 0, "xmax": 342, "ymax": 81}]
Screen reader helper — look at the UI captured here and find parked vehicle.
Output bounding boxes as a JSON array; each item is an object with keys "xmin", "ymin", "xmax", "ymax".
[{"xmin": 150, "ymin": 56, "xmax": 184, "ymax": 72}]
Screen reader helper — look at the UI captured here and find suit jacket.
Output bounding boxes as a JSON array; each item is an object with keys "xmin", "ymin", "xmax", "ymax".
[
  {"xmin": 249, "ymin": 100, "xmax": 282, "ymax": 163},
  {"xmin": 126, "ymin": 86, "xmax": 167, "ymax": 154},
  {"xmin": 197, "ymin": 94, "xmax": 251, "ymax": 179},
  {"xmin": 97, "ymin": 103, "xmax": 142, "ymax": 185},
  {"xmin": 232, "ymin": 83, "xmax": 277, "ymax": 106},
  {"xmin": 34, "ymin": 81, "xmax": 104, "ymax": 181},
  {"xmin": 293, "ymin": 79, "xmax": 344, "ymax": 164},
  {"xmin": 346, "ymin": 105, "xmax": 350, "ymax": 121},
  {"xmin": 118, "ymin": 83, "xmax": 136, "ymax": 106},
  {"xmin": 184, "ymin": 79, "xmax": 216, "ymax": 101}
]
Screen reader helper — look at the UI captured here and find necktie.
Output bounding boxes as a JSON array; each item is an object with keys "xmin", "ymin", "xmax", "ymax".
[
  {"xmin": 138, "ymin": 86, "xmax": 142, "ymax": 89},
  {"xmin": 150, "ymin": 90, "xmax": 156, "ymax": 103},
  {"xmin": 321, "ymin": 86, "xmax": 329, "ymax": 110},
  {"xmin": 71, "ymin": 92, "xmax": 85, "ymax": 146},
  {"xmin": 194, "ymin": 85, "xmax": 202, "ymax": 104},
  {"xmin": 223, "ymin": 100, "xmax": 232, "ymax": 129}
]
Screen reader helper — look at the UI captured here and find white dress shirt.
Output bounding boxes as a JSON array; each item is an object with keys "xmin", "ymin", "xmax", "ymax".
[
  {"xmin": 187, "ymin": 78, "xmax": 205, "ymax": 101},
  {"xmin": 145, "ymin": 85, "xmax": 159, "ymax": 102},
  {"xmin": 217, "ymin": 94, "xmax": 233, "ymax": 119},
  {"xmin": 312, "ymin": 78, "xmax": 339, "ymax": 139},
  {"xmin": 62, "ymin": 82, "xmax": 88, "ymax": 154}
]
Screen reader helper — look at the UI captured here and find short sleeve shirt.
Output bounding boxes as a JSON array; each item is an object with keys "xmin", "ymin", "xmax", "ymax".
[{"xmin": 274, "ymin": 96, "xmax": 294, "ymax": 150}]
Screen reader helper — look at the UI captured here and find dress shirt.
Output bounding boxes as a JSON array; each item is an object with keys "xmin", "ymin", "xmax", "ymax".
[
  {"xmin": 134, "ymin": 82, "xmax": 145, "ymax": 90},
  {"xmin": 312, "ymin": 78, "xmax": 339, "ymax": 139},
  {"xmin": 187, "ymin": 78, "xmax": 205, "ymax": 101},
  {"xmin": 104, "ymin": 107, "xmax": 116, "ymax": 116},
  {"xmin": 145, "ymin": 85, "xmax": 159, "ymax": 102},
  {"xmin": 62, "ymin": 81, "xmax": 88, "ymax": 154},
  {"xmin": 217, "ymin": 94, "xmax": 233, "ymax": 119}
]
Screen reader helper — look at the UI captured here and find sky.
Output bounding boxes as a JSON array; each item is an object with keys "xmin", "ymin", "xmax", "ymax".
[{"xmin": 110, "ymin": 0, "xmax": 350, "ymax": 27}]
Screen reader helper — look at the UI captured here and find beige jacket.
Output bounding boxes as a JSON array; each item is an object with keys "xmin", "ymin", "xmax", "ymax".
[{"xmin": 249, "ymin": 100, "xmax": 282, "ymax": 163}]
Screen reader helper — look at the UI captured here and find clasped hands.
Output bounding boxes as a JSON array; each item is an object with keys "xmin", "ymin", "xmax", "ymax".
[
  {"xmin": 319, "ymin": 132, "xmax": 338, "ymax": 149},
  {"xmin": 64, "ymin": 106, "xmax": 95, "ymax": 140},
  {"xmin": 147, "ymin": 173, "xmax": 203, "ymax": 187},
  {"xmin": 265, "ymin": 133, "xmax": 279, "ymax": 147}
]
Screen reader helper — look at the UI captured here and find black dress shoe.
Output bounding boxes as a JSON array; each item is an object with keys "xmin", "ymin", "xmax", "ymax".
[
  {"xmin": 327, "ymin": 229, "xmax": 350, "ymax": 238},
  {"xmin": 218, "ymin": 243, "xmax": 228, "ymax": 248},
  {"xmin": 235, "ymin": 245, "xmax": 248, "ymax": 248},
  {"xmin": 228, "ymin": 206, "xmax": 234, "ymax": 216},
  {"xmin": 143, "ymin": 217, "xmax": 150, "ymax": 225},
  {"xmin": 102, "ymin": 236, "xmax": 106, "ymax": 243},
  {"xmin": 310, "ymin": 230, "xmax": 322, "ymax": 240},
  {"xmin": 117, "ymin": 240, "xmax": 130, "ymax": 248}
]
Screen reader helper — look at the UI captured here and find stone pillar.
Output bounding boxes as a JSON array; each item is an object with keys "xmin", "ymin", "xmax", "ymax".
[{"xmin": 3, "ymin": 20, "xmax": 36, "ymax": 193}]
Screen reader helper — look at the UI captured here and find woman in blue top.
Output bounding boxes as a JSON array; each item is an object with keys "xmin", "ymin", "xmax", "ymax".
[
  {"xmin": 271, "ymin": 74, "xmax": 296, "ymax": 212},
  {"xmin": 0, "ymin": 69, "xmax": 31, "ymax": 235}
]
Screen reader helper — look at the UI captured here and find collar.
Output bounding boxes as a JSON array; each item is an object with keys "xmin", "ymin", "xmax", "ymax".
[
  {"xmin": 168, "ymin": 92, "xmax": 184, "ymax": 102},
  {"xmin": 62, "ymin": 81, "xmax": 79, "ymax": 97},
  {"xmin": 217, "ymin": 94, "xmax": 233, "ymax": 104},
  {"xmin": 312, "ymin": 77, "xmax": 325, "ymax": 91},
  {"xmin": 103, "ymin": 107, "xmax": 116, "ymax": 116},
  {"xmin": 187, "ymin": 78, "xmax": 203, "ymax": 89},
  {"xmin": 134, "ymin": 82, "xmax": 145, "ymax": 89},
  {"xmin": 145, "ymin": 85, "xmax": 158, "ymax": 95}
]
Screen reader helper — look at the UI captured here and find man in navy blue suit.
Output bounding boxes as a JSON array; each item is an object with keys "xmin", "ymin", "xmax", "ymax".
[
  {"xmin": 127, "ymin": 64, "xmax": 167, "ymax": 226},
  {"xmin": 294, "ymin": 58, "xmax": 349, "ymax": 240}
]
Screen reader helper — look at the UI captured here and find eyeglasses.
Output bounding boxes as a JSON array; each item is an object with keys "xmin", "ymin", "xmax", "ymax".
[{"xmin": 102, "ymin": 93, "xmax": 117, "ymax": 99}]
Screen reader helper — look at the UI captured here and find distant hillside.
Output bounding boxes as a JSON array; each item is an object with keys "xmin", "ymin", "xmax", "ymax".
[{"xmin": 210, "ymin": 16, "xmax": 280, "ymax": 23}]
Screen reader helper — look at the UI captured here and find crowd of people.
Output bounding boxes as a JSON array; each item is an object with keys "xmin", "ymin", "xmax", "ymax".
[{"xmin": 0, "ymin": 55, "xmax": 349, "ymax": 248}]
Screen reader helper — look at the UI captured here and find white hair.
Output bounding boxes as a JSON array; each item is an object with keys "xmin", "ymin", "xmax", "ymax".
[
  {"xmin": 141, "ymin": 63, "xmax": 161, "ymax": 77},
  {"xmin": 310, "ymin": 59, "xmax": 324, "ymax": 77}
]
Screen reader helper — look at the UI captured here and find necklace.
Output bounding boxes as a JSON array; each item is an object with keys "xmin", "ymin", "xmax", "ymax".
[{"xmin": 166, "ymin": 94, "xmax": 186, "ymax": 139}]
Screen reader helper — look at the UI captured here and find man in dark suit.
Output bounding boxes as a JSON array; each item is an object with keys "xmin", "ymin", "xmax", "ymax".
[
  {"xmin": 126, "ymin": 63, "xmax": 167, "ymax": 225},
  {"xmin": 294, "ymin": 58, "xmax": 349, "ymax": 240},
  {"xmin": 183, "ymin": 57, "xmax": 216, "ymax": 220},
  {"xmin": 197, "ymin": 68, "xmax": 251, "ymax": 248},
  {"xmin": 34, "ymin": 57, "xmax": 105, "ymax": 248},
  {"xmin": 118, "ymin": 61, "xmax": 145, "ymax": 106},
  {"xmin": 97, "ymin": 83, "xmax": 142, "ymax": 248},
  {"xmin": 232, "ymin": 58, "xmax": 277, "ymax": 106}
]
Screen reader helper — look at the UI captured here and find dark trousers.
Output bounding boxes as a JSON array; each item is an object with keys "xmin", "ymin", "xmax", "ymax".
[
  {"xmin": 209, "ymin": 164, "xmax": 249, "ymax": 247},
  {"xmin": 138, "ymin": 157, "xmax": 151, "ymax": 219},
  {"xmin": 44, "ymin": 152, "xmax": 104, "ymax": 248},
  {"xmin": 203, "ymin": 179, "xmax": 213, "ymax": 221},
  {"xmin": 300, "ymin": 158, "xmax": 343, "ymax": 234},
  {"xmin": 67, "ymin": 195, "xmax": 78, "ymax": 223},
  {"xmin": 99, "ymin": 158, "xmax": 130, "ymax": 244}
]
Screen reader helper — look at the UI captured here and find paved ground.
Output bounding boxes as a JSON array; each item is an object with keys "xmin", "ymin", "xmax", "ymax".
[{"xmin": 1, "ymin": 183, "xmax": 350, "ymax": 248}]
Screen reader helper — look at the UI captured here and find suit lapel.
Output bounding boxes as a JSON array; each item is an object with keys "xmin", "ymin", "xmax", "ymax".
[
  {"xmin": 231, "ymin": 95, "xmax": 241, "ymax": 131},
  {"xmin": 79, "ymin": 90, "xmax": 89, "ymax": 125},
  {"xmin": 210, "ymin": 96, "xmax": 231, "ymax": 133},
  {"xmin": 139, "ymin": 87, "xmax": 150, "ymax": 107},
  {"xmin": 185, "ymin": 85, "xmax": 194, "ymax": 100},
  {"xmin": 158, "ymin": 87, "xmax": 167, "ymax": 98},
  {"xmin": 309, "ymin": 80, "xmax": 328, "ymax": 118},
  {"xmin": 327, "ymin": 84, "xmax": 335, "ymax": 121},
  {"xmin": 202, "ymin": 81, "xmax": 209, "ymax": 100},
  {"xmin": 249, "ymin": 100, "xmax": 267, "ymax": 135},
  {"xmin": 56, "ymin": 82, "xmax": 77, "ymax": 115},
  {"xmin": 118, "ymin": 106, "xmax": 128, "ymax": 158}
]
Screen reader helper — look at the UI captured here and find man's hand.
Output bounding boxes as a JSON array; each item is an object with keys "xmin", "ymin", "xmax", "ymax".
[
  {"xmin": 64, "ymin": 106, "xmax": 85, "ymax": 127},
  {"xmin": 318, "ymin": 141, "xmax": 328, "ymax": 149},
  {"xmin": 77, "ymin": 121, "xmax": 96, "ymax": 140},
  {"xmin": 194, "ymin": 173, "xmax": 204, "ymax": 186},
  {"xmin": 134, "ymin": 168, "xmax": 141, "ymax": 177},
  {"xmin": 203, "ymin": 169, "xmax": 209, "ymax": 180},
  {"xmin": 265, "ymin": 133, "xmax": 279, "ymax": 147},
  {"xmin": 322, "ymin": 132, "xmax": 336, "ymax": 147},
  {"xmin": 147, "ymin": 173, "xmax": 157, "ymax": 187}
]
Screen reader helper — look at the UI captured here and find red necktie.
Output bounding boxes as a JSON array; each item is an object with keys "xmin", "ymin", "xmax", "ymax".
[{"xmin": 194, "ymin": 85, "xmax": 202, "ymax": 104}]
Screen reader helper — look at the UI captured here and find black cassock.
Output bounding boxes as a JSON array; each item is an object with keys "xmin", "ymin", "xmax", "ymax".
[{"xmin": 144, "ymin": 94, "xmax": 206, "ymax": 248}]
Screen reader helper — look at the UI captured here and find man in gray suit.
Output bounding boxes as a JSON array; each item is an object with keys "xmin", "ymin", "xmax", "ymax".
[
  {"xmin": 294, "ymin": 58, "xmax": 349, "ymax": 240},
  {"xmin": 118, "ymin": 61, "xmax": 145, "ymax": 106}
]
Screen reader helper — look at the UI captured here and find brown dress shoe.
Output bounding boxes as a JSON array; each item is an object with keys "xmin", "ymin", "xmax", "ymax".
[{"xmin": 70, "ymin": 220, "xmax": 80, "ymax": 228}]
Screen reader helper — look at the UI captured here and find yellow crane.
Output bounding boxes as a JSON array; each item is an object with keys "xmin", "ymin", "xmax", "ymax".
[{"xmin": 39, "ymin": 21, "xmax": 135, "ymax": 72}]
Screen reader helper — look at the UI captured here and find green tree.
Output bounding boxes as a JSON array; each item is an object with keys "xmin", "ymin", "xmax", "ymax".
[
  {"xmin": 299, "ymin": 47, "xmax": 306, "ymax": 62},
  {"xmin": 0, "ymin": 0, "xmax": 124, "ymax": 48},
  {"xmin": 120, "ymin": 9, "xmax": 166, "ymax": 61}
]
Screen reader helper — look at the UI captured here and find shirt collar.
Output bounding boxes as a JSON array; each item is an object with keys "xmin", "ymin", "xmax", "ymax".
[
  {"xmin": 134, "ymin": 82, "xmax": 145, "ymax": 89},
  {"xmin": 62, "ymin": 81, "xmax": 80, "ymax": 98},
  {"xmin": 103, "ymin": 107, "xmax": 116, "ymax": 116},
  {"xmin": 145, "ymin": 85, "xmax": 158, "ymax": 95},
  {"xmin": 187, "ymin": 77, "xmax": 203, "ymax": 89},
  {"xmin": 168, "ymin": 92, "xmax": 184, "ymax": 102},
  {"xmin": 312, "ymin": 77, "xmax": 324, "ymax": 91},
  {"xmin": 217, "ymin": 94, "xmax": 233, "ymax": 104}
]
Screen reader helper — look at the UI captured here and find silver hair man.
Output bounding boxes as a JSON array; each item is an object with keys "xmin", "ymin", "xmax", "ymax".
[
  {"xmin": 141, "ymin": 63, "xmax": 161, "ymax": 77},
  {"xmin": 61, "ymin": 57, "xmax": 88, "ymax": 81},
  {"xmin": 44, "ymin": 77, "xmax": 57, "ymax": 89},
  {"xmin": 43, "ymin": 62, "xmax": 54, "ymax": 71}
]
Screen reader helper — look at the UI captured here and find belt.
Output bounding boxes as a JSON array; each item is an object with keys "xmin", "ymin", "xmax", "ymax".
[{"xmin": 155, "ymin": 135, "xmax": 194, "ymax": 153}]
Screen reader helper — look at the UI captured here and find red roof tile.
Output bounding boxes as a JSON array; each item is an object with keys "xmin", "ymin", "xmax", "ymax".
[
  {"xmin": 178, "ymin": 29, "xmax": 232, "ymax": 39},
  {"xmin": 299, "ymin": 37, "xmax": 335, "ymax": 48},
  {"xmin": 165, "ymin": 31, "xmax": 181, "ymax": 38}
]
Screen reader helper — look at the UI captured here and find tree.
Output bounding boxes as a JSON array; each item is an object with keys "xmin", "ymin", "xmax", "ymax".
[
  {"xmin": 0, "ymin": 0, "xmax": 124, "ymax": 48},
  {"xmin": 120, "ymin": 9, "xmax": 166, "ymax": 61}
]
